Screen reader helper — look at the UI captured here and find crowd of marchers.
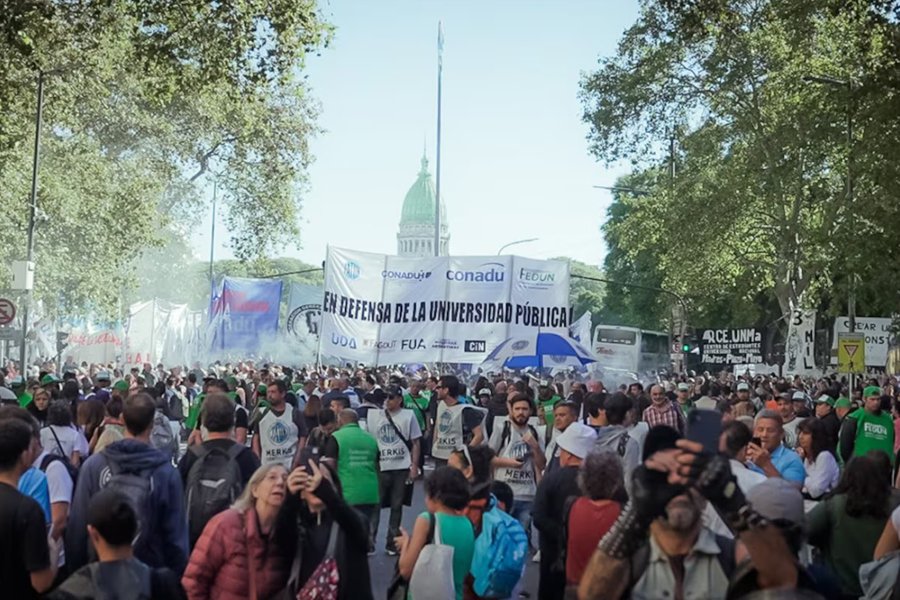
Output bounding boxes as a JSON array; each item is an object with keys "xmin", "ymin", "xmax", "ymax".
[{"xmin": 3, "ymin": 360, "xmax": 900, "ymax": 599}]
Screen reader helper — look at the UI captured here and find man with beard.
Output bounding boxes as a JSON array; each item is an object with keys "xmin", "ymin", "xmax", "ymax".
[
  {"xmin": 489, "ymin": 394, "xmax": 545, "ymax": 540},
  {"xmin": 431, "ymin": 375, "xmax": 484, "ymax": 468},
  {"xmin": 579, "ymin": 426, "xmax": 738, "ymax": 599},
  {"xmin": 543, "ymin": 401, "xmax": 579, "ymax": 474},
  {"xmin": 776, "ymin": 393, "xmax": 801, "ymax": 449}
]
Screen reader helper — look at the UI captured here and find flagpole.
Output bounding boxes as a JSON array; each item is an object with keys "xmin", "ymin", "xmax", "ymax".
[{"xmin": 434, "ymin": 22, "xmax": 443, "ymax": 258}]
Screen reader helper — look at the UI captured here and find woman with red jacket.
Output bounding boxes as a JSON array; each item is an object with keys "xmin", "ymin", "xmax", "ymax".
[{"xmin": 182, "ymin": 464, "xmax": 289, "ymax": 600}]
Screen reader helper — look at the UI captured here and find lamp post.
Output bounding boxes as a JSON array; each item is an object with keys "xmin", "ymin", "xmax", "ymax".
[
  {"xmin": 19, "ymin": 70, "xmax": 46, "ymax": 373},
  {"xmin": 496, "ymin": 238, "xmax": 538, "ymax": 255},
  {"xmin": 802, "ymin": 74, "xmax": 856, "ymax": 386}
]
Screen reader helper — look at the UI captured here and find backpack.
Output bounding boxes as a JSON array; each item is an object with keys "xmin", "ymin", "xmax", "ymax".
[
  {"xmin": 149, "ymin": 410, "xmax": 177, "ymax": 460},
  {"xmin": 499, "ymin": 420, "xmax": 540, "ymax": 452},
  {"xmin": 409, "ymin": 513, "xmax": 456, "ymax": 600},
  {"xmin": 103, "ymin": 453, "xmax": 155, "ymax": 557},
  {"xmin": 42, "ymin": 426, "xmax": 80, "ymax": 484},
  {"xmin": 185, "ymin": 443, "xmax": 245, "ymax": 547},
  {"xmin": 471, "ymin": 496, "xmax": 529, "ymax": 598}
]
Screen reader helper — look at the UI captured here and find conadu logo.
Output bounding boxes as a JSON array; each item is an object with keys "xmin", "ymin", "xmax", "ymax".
[
  {"xmin": 445, "ymin": 262, "xmax": 505, "ymax": 283},
  {"xmin": 382, "ymin": 269, "xmax": 432, "ymax": 282}
]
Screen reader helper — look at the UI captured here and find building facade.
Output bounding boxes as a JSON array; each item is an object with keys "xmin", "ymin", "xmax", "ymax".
[{"xmin": 397, "ymin": 154, "xmax": 449, "ymax": 257}]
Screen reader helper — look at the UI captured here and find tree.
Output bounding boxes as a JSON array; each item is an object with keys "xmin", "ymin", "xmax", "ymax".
[
  {"xmin": 0, "ymin": 1, "xmax": 332, "ymax": 316},
  {"xmin": 580, "ymin": 0, "xmax": 900, "ymax": 328}
]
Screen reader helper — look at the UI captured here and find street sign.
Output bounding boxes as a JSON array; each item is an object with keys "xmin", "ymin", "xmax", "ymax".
[
  {"xmin": 0, "ymin": 328, "xmax": 21, "ymax": 340},
  {"xmin": 838, "ymin": 332, "xmax": 866, "ymax": 374},
  {"xmin": 0, "ymin": 298, "xmax": 15, "ymax": 326}
]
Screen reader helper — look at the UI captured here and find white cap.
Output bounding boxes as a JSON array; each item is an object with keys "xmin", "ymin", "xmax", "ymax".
[
  {"xmin": 677, "ymin": 383, "xmax": 690, "ymax": 392},
  {"xmin": 737, "ymin": 382, "xmax": 750, "ymax": 391},
  {"xmin": 478, "ymin": 388, "xmax": 492, "ymax": 397},
  {"xmin": 792, "ymin": 391, "xmax": 807, "ymax": 401},
  {"xmin": 556, "ymin": 423, "xmax": 598, "ymax": 460},
  {"xmin": 695, "ymin": 396, "xmax": 717, "ymax": 410}
]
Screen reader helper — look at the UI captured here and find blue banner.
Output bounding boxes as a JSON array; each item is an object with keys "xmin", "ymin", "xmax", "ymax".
[{"xmin": 208, "ymin": 277, "xmax": 283, "ymax": 355}]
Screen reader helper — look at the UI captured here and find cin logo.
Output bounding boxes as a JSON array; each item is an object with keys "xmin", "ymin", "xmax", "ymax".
[
  {"xmin": 378, "ymin": 423, "xmax": 399, "ymax": 445},
  {"xmin": 268, "ymin": 421, "xmax": 290, "ymax": 445},
  {"xmin": 438, "ymin": 410, "xmax": 453, "ymax": 434},
  {"xmin": 331, "ymin": 334, "xmax": 358, "ymax": 349},
  {"xmin": 344, "ymin": 261, "xmax": 361, "ymax": 280}
]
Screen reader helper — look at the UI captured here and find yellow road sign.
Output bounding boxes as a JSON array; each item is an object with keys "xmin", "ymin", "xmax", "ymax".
[{"xmin": 838, "ymin": 332, "xmax": 865, "ymax": 374}]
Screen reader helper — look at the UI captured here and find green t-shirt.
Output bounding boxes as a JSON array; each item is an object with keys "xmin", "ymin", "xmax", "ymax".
[
  {"xmin": 404, "ymin": 393, "xmax": 429, "ymax": 431},
  {"xmin": 850, "ymin": 408, "xmax": 895, "ymax": 464},
  {"xmin": 186, "ymin": 391, "xmax": 238, "ymax": 430},
  {"xmin": 412, "ymin": 512, "xmax": 475, "ymax": 600},
  {"xmin": 537, "ymin": 395, "xmax": 561, "ymax": 428},
  {"xmin": 332, "ymin": 423, "xmax": 380, "ymax": 505}
]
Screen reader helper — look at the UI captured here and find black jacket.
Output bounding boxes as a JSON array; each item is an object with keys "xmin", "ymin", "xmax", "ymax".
[{"xmin": 277, "ymin": 480, "xmax": 374, "ymax": 600}]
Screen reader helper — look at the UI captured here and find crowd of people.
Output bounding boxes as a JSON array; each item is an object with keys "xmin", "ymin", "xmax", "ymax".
[{"xmin": 3, "ymin": 358, "xmax": 900, "ymax": 599}]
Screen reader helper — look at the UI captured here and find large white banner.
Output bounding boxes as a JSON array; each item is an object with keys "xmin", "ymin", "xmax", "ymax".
[
  {"xmin": 320, "ymin": 247, "xmax": 571, "ymax": 364},
  {"xmin": 783, "ymin": 309, "xmax": 818, "ymax": 375},
  {"xmin": 831, "ymin": 316, "xmax": 891, "ymax": 368},
  {"xmin": 125, "ymin": 299, "xmax": 205, "ymax": 367}
]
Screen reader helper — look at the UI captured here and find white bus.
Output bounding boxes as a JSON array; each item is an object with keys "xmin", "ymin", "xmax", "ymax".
[{"xmin": 592, "ymin": 324, "xmax": 671, "ymax": 375}]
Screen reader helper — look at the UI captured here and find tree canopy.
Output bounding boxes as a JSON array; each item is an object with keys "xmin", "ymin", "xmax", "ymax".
[
  {"xmin": 582, "ymin": 0, "xmax": 900, "ymax": 329},
  {"xmin": 0, "ymin": 0, "xmax": 332, "ymax": 316}
]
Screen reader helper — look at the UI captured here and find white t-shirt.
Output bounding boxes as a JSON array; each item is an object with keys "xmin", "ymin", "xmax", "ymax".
[
  {"xmin": 367, "ymin": 408, "xmax": 422, "ymax": 471},
  {"xmin": 34, "ymin": 451, "xmax": 73, "ymax": 566},
  {"xmin": 41, "ymin": 425, "xmax": 89, "ymax": 460}
]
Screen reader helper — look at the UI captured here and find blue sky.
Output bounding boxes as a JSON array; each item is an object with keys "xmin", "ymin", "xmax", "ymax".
[{"xmin": 192, "ymin": 0, "xmax": 641, "ymax": 267}]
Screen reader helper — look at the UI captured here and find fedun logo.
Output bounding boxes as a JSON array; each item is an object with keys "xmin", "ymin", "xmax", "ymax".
[
  {"xmin": 287, "ymin": 304, "xmax": 322, "ymax": 338},
  {"xmin": 344, "ymin": 261, "xmax": 361, "ymax": 280}
]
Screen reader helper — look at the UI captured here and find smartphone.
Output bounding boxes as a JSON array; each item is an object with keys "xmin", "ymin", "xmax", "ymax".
[
  {"xmin": 686, "ymin": 408, "xmax": 722, "ymax": 454},
  {"xmin": 750, "ymin": 437, "xmax": 762, "ymax": 447},
  {"xmin": 297, "ymin": 446, "xmax": 320, "ymax": 473}
]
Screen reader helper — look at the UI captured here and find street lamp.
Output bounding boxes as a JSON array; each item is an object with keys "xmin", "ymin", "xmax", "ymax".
[
  {"xmin": 802, "ymin": 73, "xmax": 856, "ymax": 384},
  {"xmin": 496, "ymin": 238, "xmax": 538, "ymax": 255}
]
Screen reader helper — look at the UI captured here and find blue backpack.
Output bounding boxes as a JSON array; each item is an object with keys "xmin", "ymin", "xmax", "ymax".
[{"xmin": 471, "ymin": 496, "xmax": 528, "ymax": 598}]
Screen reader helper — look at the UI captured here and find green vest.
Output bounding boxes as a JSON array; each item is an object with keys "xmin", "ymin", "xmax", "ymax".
[
  {"xmin": 851, "ymin": 408, "xmax": 895, "ymax": 464},
  {"xmin": 538, "ymin": 395, "xmax": 561, "ymax": 428},
  {"xmin": 332, "ymin": 423, "xmax": 380, "ymax": 505}
]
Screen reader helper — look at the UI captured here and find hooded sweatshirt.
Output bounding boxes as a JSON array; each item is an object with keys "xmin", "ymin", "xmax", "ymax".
[
  {"xmin": 594, "ymin": 425, "xmax": 641, "ymax": 494},
  {"xmin": 65, "ymin": 439, "xmax": 188, "ymax": 575}
]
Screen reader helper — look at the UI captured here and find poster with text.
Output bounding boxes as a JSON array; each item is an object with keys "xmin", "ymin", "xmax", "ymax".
[{"xmin": 320, "ymin": 247, "xmax": 570, "ymax": 364}]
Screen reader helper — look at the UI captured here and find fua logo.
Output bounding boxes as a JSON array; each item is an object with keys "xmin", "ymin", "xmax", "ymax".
[
  {"xmin": 331, "ymin": 333, "xmax": 357, "ymax": 349},
  {"xmin": 445, "ymin": 262, "xmax": 506, "ymax": 283}
]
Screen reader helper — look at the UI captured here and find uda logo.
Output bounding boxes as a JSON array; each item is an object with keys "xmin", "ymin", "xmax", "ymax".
[
  {"xmin": 438, "ymin": 410, "xmax": 453, "ymax": 434},
  {"xmin": 268, "ymin": 421, "xmax": 290, "ymax": 445},
  {"xmin": 344, "ymin": 261, "xmax": 361, "ymax": 280},
  {"xmin": 378, "ymin": 423, "xmax": 399, "ymax": 445}
]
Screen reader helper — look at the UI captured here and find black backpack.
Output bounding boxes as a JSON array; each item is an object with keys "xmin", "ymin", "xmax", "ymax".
[
  {"xmin": 42, "ymin": 426, "xmax": 80, "ymax": 485},
  {"xmin": 102, "ymin": 453, "xmax": 155, "ymax": 559},
  {"xmin": 185, "ymin": 444, "xmax": 245, "ymax": 547}
]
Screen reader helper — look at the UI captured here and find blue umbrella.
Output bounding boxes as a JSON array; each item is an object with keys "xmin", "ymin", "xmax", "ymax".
[{"xmin": 483, "ymin": 332, "xmax": 596, "ymax": 369}]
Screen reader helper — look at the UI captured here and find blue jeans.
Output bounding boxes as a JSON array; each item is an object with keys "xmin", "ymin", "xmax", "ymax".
[{"xmin": 510, "ymin": 499, "xmax": 534, "ymax": 547}]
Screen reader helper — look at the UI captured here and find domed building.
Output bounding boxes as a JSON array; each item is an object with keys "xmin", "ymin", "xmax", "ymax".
[{"xmin": 397, "ymin": 153, "xmax": 449, "ymax": 257}]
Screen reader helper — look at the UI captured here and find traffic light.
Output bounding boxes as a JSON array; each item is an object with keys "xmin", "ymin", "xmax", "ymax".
[{"xmin": 681, "ymin": 336, "xmax": 696, "ymax": 353}]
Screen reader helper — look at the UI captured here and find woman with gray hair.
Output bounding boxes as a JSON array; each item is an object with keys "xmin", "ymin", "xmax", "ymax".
[
  {"xmin": 182, "ymin": 463, "xmax": 289, "ymax": 599},
  {"xmin": 564, "ymin": 450, "xmax": 627, "ymax": 590}
]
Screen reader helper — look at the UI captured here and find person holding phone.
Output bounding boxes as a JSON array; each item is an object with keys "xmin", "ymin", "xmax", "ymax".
[{"xmin": 746, "ymin": 409, "xmax": 805, "ymax": 487}]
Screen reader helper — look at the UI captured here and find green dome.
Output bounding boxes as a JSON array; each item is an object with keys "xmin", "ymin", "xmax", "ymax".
[{"xmin": 401, "ymin": 155, "xmax": 446, "ymax": 225}]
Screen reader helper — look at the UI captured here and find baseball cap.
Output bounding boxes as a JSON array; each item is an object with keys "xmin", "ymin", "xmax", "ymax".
[
  {"xmin": 539, "ymin": 379, "xmax": 551, "ymax": 388},
  {"xmin": 791, "ymin": 391, "xmax": 807, "ymax": 402},
  {"xmin": 113, "ymin": 380, "xmax": 129, "ymax": 393},
  {"xmin": 257, "ymin": 384, "xmax": 268, "ymax": 394},
  {"xmin": 834, "ymin": 397, "xmax": 852, "ymax": 409},
  {"xmin": 40, "ymin": 374, "xmax": 60, "ymax": 385},
  {"xmin": 478, "ymin": 388, "xmax": 492, "ymax": 397},
  {"xmin": 695, "ymin": 396, "xmax": 717, "ymax": 410},
  {"xmin": 96, "ymin": 371, "xmax": 111, "ymax": 381},
  {"xmin": 677, "ymin": 383, "xmax": 690, "ymax": 392},
  {"xmin": 386, "ymin": 385, "xmax": 404, "ymax": 398},
  {"xmin": 555, "ymin": 423, "xmax": 597, "ymax": 460},
  {"xmin": 814, "ymin": 395, "xmax": 834, "ymax": 407},
  {"xmin": 746, "ymin": 477, "xmax": 805, "ymax": 531},
  {"xmin": 864, "ymin": 386, "xmax": 882, "ymax": 398},
  {"xmin": 737, "ymin": 382, "xmax": 750, "ymax": 392}
]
